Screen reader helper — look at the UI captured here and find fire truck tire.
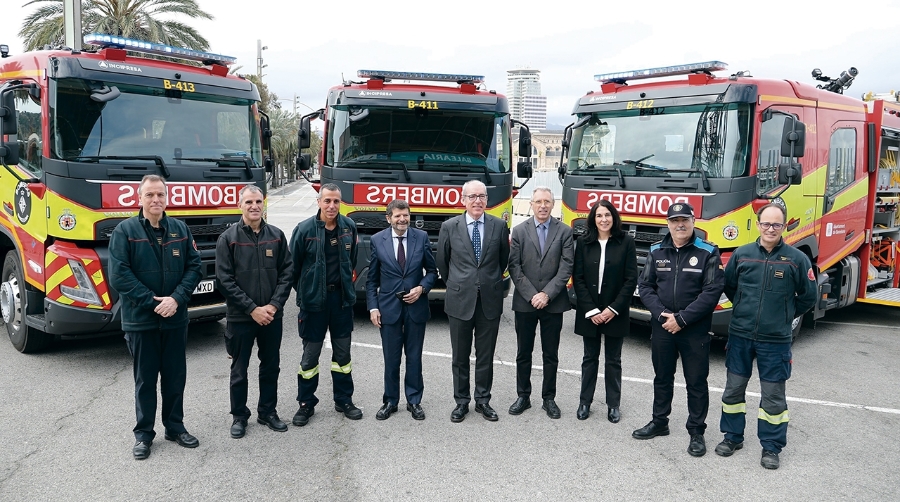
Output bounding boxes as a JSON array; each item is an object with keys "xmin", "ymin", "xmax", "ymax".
[{"xmin": 1, "ymin": 251, "xmax": 52, "ymax": 353}]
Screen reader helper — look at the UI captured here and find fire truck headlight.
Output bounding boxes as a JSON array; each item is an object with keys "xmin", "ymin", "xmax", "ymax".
[{"xmin": 60, "ymin": 260, "xmax": 103, "ymax": 306}]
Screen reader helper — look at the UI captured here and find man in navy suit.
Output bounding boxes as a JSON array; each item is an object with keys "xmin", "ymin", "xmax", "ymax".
[{"xmin": 367, "ymin": 199, "xmax": 437, "ymax": 420}]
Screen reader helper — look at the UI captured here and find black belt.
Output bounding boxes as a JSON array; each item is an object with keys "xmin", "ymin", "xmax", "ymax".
[{"xmin": 326, "ymin": 284, "xmax": 339, "ymax": 292}]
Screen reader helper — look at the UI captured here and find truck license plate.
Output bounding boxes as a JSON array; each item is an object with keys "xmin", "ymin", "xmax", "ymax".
[{"xmin": 193, "ymin": 279, "xmax": 215, "ymax": 295}]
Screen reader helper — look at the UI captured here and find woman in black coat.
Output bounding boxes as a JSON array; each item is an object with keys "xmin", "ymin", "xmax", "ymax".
[{"xmin": 573, "ymin": 199, "xmax": 637, "ymax": 423}]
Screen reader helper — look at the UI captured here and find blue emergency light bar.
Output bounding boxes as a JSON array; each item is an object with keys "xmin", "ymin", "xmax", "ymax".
[
  {"xmin": 83, "ymin": 33, "xmax": 237, "ymax": 66},
  {"xmin": 594, "ymin": 61, "xmax": 728, "ymax": 84},
  {"xmin": 358, "ymin": 69, "xmax": 484, "ymax": 84}
]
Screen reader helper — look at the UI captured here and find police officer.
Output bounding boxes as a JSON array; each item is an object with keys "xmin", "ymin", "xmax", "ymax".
[
  {"xmin": 109, "ymin": 174, "xmax": 202, "ymax": 460},
  {"xmin": 714, "ymin": 203, "xmax": 817, "ymax": 469},
  {"xmin": 633, "ymin": 203, "xmax": 725, "ymax": 457},
  {"xmin": 289, "ymin": 183, "xmax": 362, "ymax": 426},
  {"xmin": 216, "ymin": 185, "xmax": 293, "ymax": 438}
]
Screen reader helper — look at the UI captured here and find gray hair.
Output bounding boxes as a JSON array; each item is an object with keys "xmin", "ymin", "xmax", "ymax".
[
  {"xmin": 239, "ymin": 184, "xmax": 263, "ymax": 202},
  {"xmin": 531, "ymin": 186, "xmax": 553, "ymax": 201},
  {"xmin": 462, "ymin": 179, "xmax": 486, "ymax": 196},
  {"xmin": 137, "ymin": 174, "xmax": 166, "ymax": 195},
  {"xmin": 318, "ymin": 183, "xmax": 341, "ymax": 198}
]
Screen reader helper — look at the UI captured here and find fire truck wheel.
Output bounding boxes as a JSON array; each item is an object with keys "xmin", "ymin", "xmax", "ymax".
[
  {"xmin": 1, "ymin": 251, "xmax": 52, "ymax": 353},
  {"xmin": 790, "ymin": 315, "xmax": 803, "ymax": 342}
]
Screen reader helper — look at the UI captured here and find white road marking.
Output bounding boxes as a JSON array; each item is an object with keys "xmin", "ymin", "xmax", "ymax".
[
  {"xmin": 816, "ymin": 320, "xmax": 897, "ymax": 329},
  {"xmin": 323, "ymin": 337, "xmax": 900, "ymax": 415}
]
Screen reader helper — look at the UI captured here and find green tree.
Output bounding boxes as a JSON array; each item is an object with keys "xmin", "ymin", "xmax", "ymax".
[{"xmin": 19, "ymin": 0, "xmax": 213, "ymax": 52}]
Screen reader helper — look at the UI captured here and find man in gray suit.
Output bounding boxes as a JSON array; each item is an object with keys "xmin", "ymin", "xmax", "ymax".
[
  {"xmin": 437, "ymin": 179, "xmax": 510, "ymax": 423},
  {"xmin": 507, "ymin": 186, "xmax": 574, "ymax": 419}
]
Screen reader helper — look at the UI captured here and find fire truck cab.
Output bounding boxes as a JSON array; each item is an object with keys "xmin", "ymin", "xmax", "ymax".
[
  {"xmin": 557, "ymin": 61, "xmax": 900, "ymax": 336},
  {"xmin": 0, "ymin": 34, "xmax": 270, "ymax": 352}
]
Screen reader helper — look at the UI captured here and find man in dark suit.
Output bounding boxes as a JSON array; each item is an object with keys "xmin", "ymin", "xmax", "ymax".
[
  {"xmin": 367, "ymin": 199, "xmax": 437, "ymax": 421},
  {"xmin": 508, "ymin": 186, "xmax": 573, "ymax": 419},
  {"xmin": 437, "ymin": 180, "xmax": 510, "ymax": 423}
]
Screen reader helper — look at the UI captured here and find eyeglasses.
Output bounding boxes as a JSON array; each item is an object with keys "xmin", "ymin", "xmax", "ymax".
[
  {"xmin": 464, "ymin": 194, "xmax": 488, "ymax": 201},
  {"xmin": 758, "ymin": 222, "xmax": 785, "ymax": 231}
]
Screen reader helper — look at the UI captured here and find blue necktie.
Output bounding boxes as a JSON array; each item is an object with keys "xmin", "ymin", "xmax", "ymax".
[
  {"xmin": 538, "ymin": 223, "xmax": 547, "ymax": 255},
  {"xmin": 472, "ymin": 220, "xmax": 481, "ymax": 264}
]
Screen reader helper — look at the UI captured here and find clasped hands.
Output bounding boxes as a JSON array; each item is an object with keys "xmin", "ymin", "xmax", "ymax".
[
  {"xmin": 250, "ymin": 304, "xmax": 278, "ymax": 326},
  {"xmin": 370, "ymin": 286, "xmax": 424, "ymax": 328},
  {"xmin": 530, "ymin": 291, "xmax": 551, "ymax": 309},
  {"xmin": 660, "ymin": 312, "xmax": 683, "ymax": 333},
  {"xmin": 590, "ymin": 308, "xmax": 616, "ymax": 325}
]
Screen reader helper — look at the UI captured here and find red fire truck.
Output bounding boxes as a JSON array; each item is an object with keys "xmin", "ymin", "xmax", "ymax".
[
  {"xmin": 295, "ymin": 70, "xmax": 532, "ymax": 303},
  {"xmin": 557, "ymin": 61, "xmax": 900, "ymax": 337},
  {"xmin": 0, "ymin": 34, "xmax": 271, "ymax": 352}
]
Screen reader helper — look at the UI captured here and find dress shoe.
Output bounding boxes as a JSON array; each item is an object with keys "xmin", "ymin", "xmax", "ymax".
[
  {"xmin": 257, "ymin": 413, "xmax": 288, "ymax": 432},
  {"xmin": 607, "ymin": 407, "xmax": 621, "ymax": 423},
  {"xmin": 632, "ymin": 422, "xmax": 670, "ymax": 440},
  {"xmin": 761, "ymin": 450, "xmax": 780, "ymax": 470},
  {"xmin": 230, "ymin": 418, "xmax": 247, "ymax": 439},
  {"xmin": 376, "ymin": 402, "xmax": 398, "ymax": 421},
  {"xmin": 132, "ymin": 440, "xmax": 152, "ymax": 460},
  {"xmin": 715, "ymin": 439, "xmax": 744, "ymax": 457},
  {"xmin": 542, "ymin": 399, "xmax": 561, "ymax": 419},
  {"xmin": 164, "ymin": 431, "xmax": 199, "ymax": 448},
  {"xmin": 407, "ymin": 403, "xmax": 425, "ymax": 420},
  {"xmin": 335, "ymin": 401, "xmax": 363, "ymax": 420},
  {"xmin": 292, "ymin": 405, "xmax": 314, "ymax": 426},
  {"xmin": 450, "ymin": 404, "xmax": 469, "ymax": 423},
  {"xmin": 475, "ymin": 402, "xmax": 499, "ymax": 421},
  {"xmin": 508, "ymin": 397, "xmax": 531, "ymax": 415},
  {"xmin": 576, "ymin": 404, "xmax": 591, "ymax": 420},
  {"xmin": 688, "ymin": 434, "xmax": 707, "ymax": 457}
]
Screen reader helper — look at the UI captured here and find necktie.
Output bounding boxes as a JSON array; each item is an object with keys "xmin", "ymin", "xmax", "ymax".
[
  {"xmin": 397, "ymin": 236, "xmax": 406, "ymax": 270},
  {"xmin": 538, "ymin": 223, "xmax": 547, "ymax": 255},
  {"xmin": 472, "ymin": 220, "xmax": 481, "ymax": 264}
]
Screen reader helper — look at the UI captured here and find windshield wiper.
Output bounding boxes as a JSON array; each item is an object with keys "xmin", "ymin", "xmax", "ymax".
[
  {"xmin": 71, "ymin": 155, "xmax": 170, "ymax": 179},
  {"xmin": 578, "ymin": 164, "xmax": 625, "ymax": 188},
  {"xmin": 178, "ymin": 157, "xmax": 254, "ymax": 179},
  {"xmin": 662, "ymin": 167, "xmax": 711, "ymax": 191},
  {"xmin": 337, "ymin": 160, "xmax": 410, "ymax": 181},
  {"xmin": 621, "ymin": 154, "xmax": 665, "ymax": 171}
]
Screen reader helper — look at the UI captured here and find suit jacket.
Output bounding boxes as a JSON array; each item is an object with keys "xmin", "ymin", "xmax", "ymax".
[
  {"xmin": 366, "ymin": 227, "xmax": 437, "ymax": 325},
  {"xmin": 437, "ymin": 212, "xmax": 510, "ymax": 321},
  {"xmin": 573, "ymin": 233, "xmax": 637, "ymax": 337},
  {"xmin": 509, "ymin": 217, "xmax": 574, "ymax": 313}
]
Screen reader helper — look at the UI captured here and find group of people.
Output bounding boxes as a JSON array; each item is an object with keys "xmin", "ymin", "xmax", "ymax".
[{"xmin": 108, "ymin": 175, "xmax": 817, "ymax": 471}]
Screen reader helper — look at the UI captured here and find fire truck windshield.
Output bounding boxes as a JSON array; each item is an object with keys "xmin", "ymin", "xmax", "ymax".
[
  {"xmin": 50, "ymin": 78, "xmax": 262, "ymax": 165},
  {"xmin": 326, "ymin": 105, "xmax": 510, "ymax": 173},
  {"xmin": 568, "ymin": 103, "xmax": 751, "ymax": 178}
]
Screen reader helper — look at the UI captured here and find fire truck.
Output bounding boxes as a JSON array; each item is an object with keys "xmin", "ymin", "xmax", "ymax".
[
  {"xmin": 0, "ymin": 34, "xmax": 271, "ymax": 352},
  {"xmin": 557, "ymin": 61, "xmax": 900, "ymax": 337},
  {"xmin": 295, "ymin": 70, "xmax": 532, "ymax": 304}
]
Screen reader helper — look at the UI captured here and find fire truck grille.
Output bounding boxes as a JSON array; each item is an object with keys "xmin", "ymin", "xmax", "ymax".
[{"xmin": 351, "ymin": 214, "xmax": 450, "ymax": 235}]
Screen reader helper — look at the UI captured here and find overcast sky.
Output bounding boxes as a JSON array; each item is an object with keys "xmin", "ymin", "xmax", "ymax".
[{"xmin": 6, "ymin": 0, "xmax": 900, "ymax": 128}]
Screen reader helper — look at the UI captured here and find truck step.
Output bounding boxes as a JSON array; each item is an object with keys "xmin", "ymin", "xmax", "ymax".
[
  {"xmin": 863, "ymin": 288, "xmax": 900, "ymax": 303},
  {"xmin": 25, "ymin": 314, "xmax": 46, "ymax": 330}
]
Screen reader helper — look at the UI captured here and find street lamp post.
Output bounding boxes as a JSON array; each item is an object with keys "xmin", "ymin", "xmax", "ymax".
[{"xmin": 256, "ymin": 40, "xmax": 267, "ymax": 77}]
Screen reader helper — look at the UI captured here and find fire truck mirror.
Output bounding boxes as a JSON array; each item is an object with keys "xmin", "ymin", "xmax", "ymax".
[
  {"xmin": 517, "ymin": 160, "xmax": 533, "ymax": 179},
  {"xmin": 298, "ymin": 116, "xmax": 311, "ymax": 149},
  {"xmin": 780, "ymin": 117, "xmax": 806, "ymax": 158},
  {"xmin": 0, "ymin": 90, "xmax": 18, "ymax": 136},
  {"xmin": 298, "ymin": 153, "xmax": 311, "ymax": 172},
  {"xmin": 264, "ymin": 156, "xmax": 274, "ymax": 173},
  {"xmin": 518, "ymin": 127, "xmax": 532, "ymax": 157},
  {"xmin": 777, "ymin": 161, "xmax": 802, "ymax": 185}
]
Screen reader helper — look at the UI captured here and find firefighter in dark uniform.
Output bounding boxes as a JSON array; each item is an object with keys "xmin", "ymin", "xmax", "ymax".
[
  {"xmin": 216, "ymin": 185, "xmax": 293, "ymax": 438},
  {"xmin": 633, "ymin": 203, "xmax": 725, "ymax": 458},
  {"xmin": 109, "ymin": 174, "xmax": 202, "ymax": 460},
  {"xmin": 714, "ymin": 203, "xmax": 817, "ymax": 469},
  {"xmin": 289, "ymin": 183, "xmax": 362, "ymax": 426}
]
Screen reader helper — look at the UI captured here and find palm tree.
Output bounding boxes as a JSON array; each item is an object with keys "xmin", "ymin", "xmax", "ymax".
[{"xmin": 19, "ymin": 0, "xmax": 213, "ymax": 52}]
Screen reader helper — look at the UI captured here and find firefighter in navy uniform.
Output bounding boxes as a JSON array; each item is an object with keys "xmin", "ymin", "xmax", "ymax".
[
  {"xmin": 289, "ymin": 183, "xmax": 362, "ymax": 426},
  {"xmin": 714, "ymin": 203, "xmax": 817, "ymax": 470},
  {"xmin": 633, "ymin": 203, "xmax": 725, "ymax": 458}
]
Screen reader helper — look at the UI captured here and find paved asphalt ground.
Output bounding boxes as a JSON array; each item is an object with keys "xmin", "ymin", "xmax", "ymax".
[{"xmin": 1, "ymin": 180, "xmax": 899, "ymax": 500}]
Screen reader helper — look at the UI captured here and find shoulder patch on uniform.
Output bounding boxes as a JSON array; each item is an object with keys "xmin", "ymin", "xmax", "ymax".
[
  {"xmin": 693, "ymin": 237, "xmax": 715, "ymax": 253},
  {"xmin": 807, "ymin": 268, "xmax": 815, "ymax": 281},
  {"xmin": 650, "ymin": 242, "xmax": 662, "ymax": 252}
]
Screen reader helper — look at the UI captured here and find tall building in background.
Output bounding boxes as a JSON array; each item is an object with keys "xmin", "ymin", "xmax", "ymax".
[{"xmin": 507, "ymin": 68, "xmax": 547, "ymax": 131}]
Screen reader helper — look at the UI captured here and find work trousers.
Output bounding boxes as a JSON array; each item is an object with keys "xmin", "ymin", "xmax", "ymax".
[
  {"xmin": 449, "ymin": 295, "xmax": 501, "ymax": 405},
  {"xmin": 226, "ymin": 318, "xmax": 283, "ymax": 420},
  {"xmin": 296, "ymin": 290, "xmax": 354, "ymax": 408},
  {"xmin": 380, "ymin": 304, "xmax": 426, "ymax": 405},
  {"xmin": 124, "ymin": 326, "xmax": 189, "ymax": 442},
  {"xmin": 580, "ymin": 334, "xmax": 624, "ymax": 408},
  {"xmin": 514, "ymin": 310, "xmax": 562, "ymax": 401},
  {"xmin": 650, "ymin": 327, "xmax": 710, "ymax": 435},
  {"xmin": 720, "ymin": 335, "xmax": 792, "ymax": 453}
]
